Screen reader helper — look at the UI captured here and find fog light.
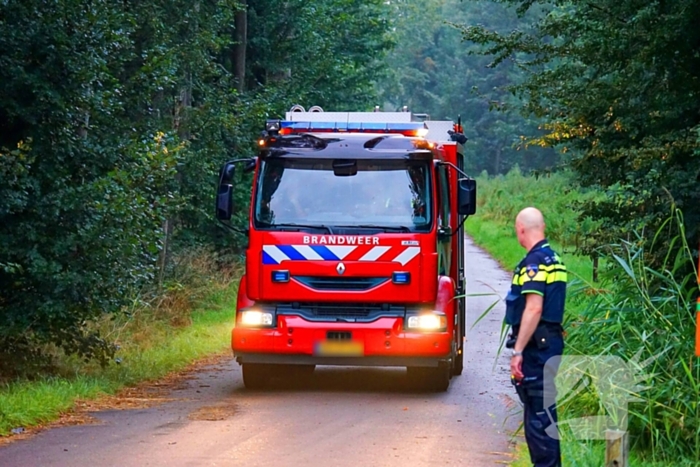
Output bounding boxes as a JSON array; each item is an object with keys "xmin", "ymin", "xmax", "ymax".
[
  {"xmin": 240, "ymin": 310, "xmax": 273, "ymax": 327},
  {"xmin": 392, "ymin": 272, "xmax": 411, "ymax": 284},
  {"xmin": 272, "ymin": 270, "xmax": 290, "ymax": 282},
  {"xmin": 407, "ymin": 312, "xmax": 447, "ymax": 331}
]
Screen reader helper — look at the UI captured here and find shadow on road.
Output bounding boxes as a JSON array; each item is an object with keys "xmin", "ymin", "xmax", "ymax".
[{"xmin": 229, "ymin": 365, "xmax": 460, "ymax": 395}]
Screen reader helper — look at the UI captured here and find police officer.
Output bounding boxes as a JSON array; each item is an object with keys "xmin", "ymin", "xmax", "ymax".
[{"xmin": 506, "ymin": 207, "xmax": 566, "ymax": 467}]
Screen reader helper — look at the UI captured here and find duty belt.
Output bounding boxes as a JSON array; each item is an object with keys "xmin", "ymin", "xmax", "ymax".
[
  {"xmin": 513, "ymin": 322, "xmax": 563, "ymax": 336},
  {"xmin": 507, "ymin": 322, "xmax": 563, "ymax": 349}
]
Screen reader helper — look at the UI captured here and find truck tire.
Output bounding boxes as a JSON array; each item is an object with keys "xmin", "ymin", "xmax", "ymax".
[
  {"xmin": 453, "ymin": 300, "xmax": 466, "ymax": 377},
  {"xmin": 282, "ymin": 364, "xmax": 315, "ymax": 385},
  {"xmin": 407, "ymin": 363, "xmax": 450, "ymax": 392},
  {"xmin": 452, "ymin": 348, "xmax": 464, "ymax": 376},
  {"xmin": 431, "ymin": 362, "xmax": 451, "ymax": 391},
  {"xmin": 242, "ymin": 363, "xmax": 271, "ymax": 389}
]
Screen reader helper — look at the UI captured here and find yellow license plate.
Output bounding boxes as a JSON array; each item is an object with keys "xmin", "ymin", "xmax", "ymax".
[{"xmin": 314, "ymin": 340, "xmax": 364, "ymax": 357}]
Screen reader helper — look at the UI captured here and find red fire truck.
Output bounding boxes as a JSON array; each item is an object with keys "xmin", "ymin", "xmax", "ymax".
[{"xmin": 216, "ymin": 108, "xmax": 476, "ymax": 391}]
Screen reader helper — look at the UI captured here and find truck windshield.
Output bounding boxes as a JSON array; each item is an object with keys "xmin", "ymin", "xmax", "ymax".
[{"xmin": 254, "ymin": 158, "xmax": 432, "ymax": 232}]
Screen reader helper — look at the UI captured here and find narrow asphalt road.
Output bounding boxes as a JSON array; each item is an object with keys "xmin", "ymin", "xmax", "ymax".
[{"xmin": 0, "ymin": 237, "xmax": 520, "ymax": 467}]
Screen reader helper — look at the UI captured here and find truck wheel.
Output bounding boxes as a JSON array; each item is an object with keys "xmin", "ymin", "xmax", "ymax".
[
  {"xmin": 431, "ymin": 362, "xmax": 451, "ymax": 391},
  {"xmin": 242, "ymin": 363, "xmax": 271, "ymax": 389},
  {"xmin": 283, "ymin": 364, "xmax": 315, "ymax": 383},
  {"xmin": 407, "ymin": 363, "xmax": 450, "ymax": 392},
  {"xmin": 452, "ymin": 348, "xmax": 464, "ymax": 376}
]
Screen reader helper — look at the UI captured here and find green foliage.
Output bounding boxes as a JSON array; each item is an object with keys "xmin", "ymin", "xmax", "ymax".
[
  {"xmin": 456, "ymin": 0, "xmax": 700, "ymax": 266},
  {"xmin": 376, "ymin": 0, "xmax": 561, "ymax": 175},
  {"xmin": 515, "ymin": 439, "xmax": 700, "ymax": 466},
  {"xmin": 564, "ymin": 210, "xmax": 700, "ymax": 461},
  {"xmin": 463, "ymin": 170, "xmax": 598, "ymax": 329},
  {"xmin": 247, "ymin": 0, "xmax": 392, "ymax": 110},
  {"xmin": 0, "ymin": 0, "xmax": 392, "ymax": 371},
  {"xmin": 469, "ymin": 167, "xmax": 603, "ymax": 255}
]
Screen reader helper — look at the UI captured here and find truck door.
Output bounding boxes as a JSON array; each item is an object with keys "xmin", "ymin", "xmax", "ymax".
[{"xmin": 436, "ymin": 164, "xmax": 452, "ymax": 277}]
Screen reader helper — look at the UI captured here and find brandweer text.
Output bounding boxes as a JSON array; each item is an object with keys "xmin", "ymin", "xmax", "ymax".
[{"xmin": 303, "ymin": 236, "xmax": 380, "ymax": 245}]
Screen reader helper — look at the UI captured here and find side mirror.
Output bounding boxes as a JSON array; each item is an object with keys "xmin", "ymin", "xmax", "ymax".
[
  {"xmin": 457, "ymin": 179, "xmax": 477, "ymax": 216},
  {"xmin": 216, "ymin": 163, "xmax": 236, "ymax": 220},
  {"xmin": 244, "ymin": 158, "xmax": 257, "ymax": 173}
]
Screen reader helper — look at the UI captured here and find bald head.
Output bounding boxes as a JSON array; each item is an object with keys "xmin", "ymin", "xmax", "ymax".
[
  {"xmin": 515, "ymin": 207, "xmax": 546, "ymax": 250},
  {"xmin": 516, "ymin": 207, "xmax": 545, "ymax": 230}
]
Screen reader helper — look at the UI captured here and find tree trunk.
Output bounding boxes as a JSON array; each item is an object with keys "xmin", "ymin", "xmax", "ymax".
[
  {"xmin": 233, "ymin": 0, "xmax": 247, "ymax": 92},
  {"xmin": 494, "ymin": 146, "xmax": 501, "ymax": 175},
  {"xmin": 160, "ymin": 78, "xmax": 191, "ymax": 282}
]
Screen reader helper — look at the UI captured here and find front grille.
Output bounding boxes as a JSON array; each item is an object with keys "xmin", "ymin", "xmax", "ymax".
[
  {"xmin": 313, "ymin": 304, "xmax": 372, "ymax": 318},
  {"xmin": 276, "ymin": 302, "xmax": 407, "ymax": 322},
  {"xmin": 294, "ymin": 276, "xmax": 388, "ymax": 291}
]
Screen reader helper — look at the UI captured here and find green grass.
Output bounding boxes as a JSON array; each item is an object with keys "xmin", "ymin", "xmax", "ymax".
[
  {"xmin": 512, "ymin": 441, "xmax": 700, "ymax": 467},
  {"xmin": 466, "ymin": 169, "xmax": 699, "ymax": 466},
  {"xmin": 0, "ymin": 307, "xmax": 236, "ymax": 435}
]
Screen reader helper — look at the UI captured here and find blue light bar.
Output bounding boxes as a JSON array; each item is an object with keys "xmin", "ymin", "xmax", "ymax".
[
  {"xmin": 313, "ymin": 121, "xmax": 336, "ymax": 131},
  {"xmin": 271, "ymin": 270, "xmax": 290, "ymax": 283},
  {"xmin": 281, "ymin": 121, "xmax": 310, "ymax": 132},
  {"xmin": 361, "ymin": 122, "xmax": 386, "ymax": 131},
  {"xmin": 392, "ymin": 272, "xmax": 411, "ymax": 284},
  {"xmin": 279, "ymin": 121, "xmax": 427, "ymax": 136}
]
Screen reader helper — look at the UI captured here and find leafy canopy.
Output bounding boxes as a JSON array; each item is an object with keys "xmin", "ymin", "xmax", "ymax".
[{"xmin": 457, "ymin": 0, "xmax": 700, "ymax": 260}]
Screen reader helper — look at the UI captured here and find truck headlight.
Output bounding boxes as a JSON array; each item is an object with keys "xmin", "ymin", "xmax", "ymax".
[
  {"xmin": 407, "ymin": 312, "xmax": 447, "ymax": 331},
  {"xmin": 239, "ymin": 310, "xmax": 274, "ymax": 327}
]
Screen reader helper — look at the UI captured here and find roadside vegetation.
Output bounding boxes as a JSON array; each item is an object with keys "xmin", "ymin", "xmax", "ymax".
[
  {"xmin": 0, "ymin": 0, "xmax": 391, "ymax": 437},
  {"xmin": 466, "ymin": 170, "xmax": 699, "ymax": 465},
  {"xmin": 0, "ymin": 252, "xmax": 239, "ymax": 436}
]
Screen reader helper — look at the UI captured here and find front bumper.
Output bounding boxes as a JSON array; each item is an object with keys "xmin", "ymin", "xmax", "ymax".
[{"xmin": 232, "ymin": 315, "xmax": 452, "ymax": 368}]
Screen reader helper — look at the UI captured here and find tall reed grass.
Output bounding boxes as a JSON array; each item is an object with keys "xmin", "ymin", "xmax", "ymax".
[
  {"xmin": 467, "ymin": 169, "xmax": 699, "ymax": 463},
  {"xmin": 564, "ymin": 209, "xmax": 699, "ymax": 461}
]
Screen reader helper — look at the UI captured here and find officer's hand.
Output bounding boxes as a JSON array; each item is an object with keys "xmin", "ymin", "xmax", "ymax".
[{"xmin": 511, "ymin": 355, "xmax": 524, "ymax": 381}]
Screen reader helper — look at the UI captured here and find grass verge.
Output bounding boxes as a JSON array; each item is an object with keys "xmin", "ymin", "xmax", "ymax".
[
  {"xmin": 0, "ymin": 308, "xmax": 236, "ymax": 436},
  {"xmin": 0, "ymin": 250, "xmax": 239, "ymax": 438}
]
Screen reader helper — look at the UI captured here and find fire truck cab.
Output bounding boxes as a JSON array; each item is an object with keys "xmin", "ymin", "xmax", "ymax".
[{"xmin": 216, "ymin": 108, "xmax": 476, "ymax": 391}]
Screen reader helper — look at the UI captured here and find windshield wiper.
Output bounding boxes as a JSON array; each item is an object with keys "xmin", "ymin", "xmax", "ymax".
[
  {"xmin": 260, "ymin": 222, "xmax": 333, "ymax": 234},
  {"xmin": 335, "ymin": 224, "xmax": 411, "ymax": 233}
]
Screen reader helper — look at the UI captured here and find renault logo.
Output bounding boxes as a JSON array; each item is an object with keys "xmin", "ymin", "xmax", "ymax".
[{"xmin": 336, "ymin": 262, "xmax": 346, "ymax": 275}]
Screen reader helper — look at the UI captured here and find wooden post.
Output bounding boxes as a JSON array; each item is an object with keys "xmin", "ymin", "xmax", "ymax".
[
  {"xmin": 593, "ymin": 255, "xmax": 599, "ymax": 282},
  {"xmin": 605, "ymin": 429, "xmax": 628, "ymax": 467}
]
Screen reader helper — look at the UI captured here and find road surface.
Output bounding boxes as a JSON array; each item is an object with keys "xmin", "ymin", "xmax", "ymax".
[{"xmin": 0, "ymin": 237, "xmax": 520, "ymax": 467}]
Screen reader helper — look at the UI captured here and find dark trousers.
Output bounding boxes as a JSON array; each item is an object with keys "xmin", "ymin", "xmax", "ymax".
[{"xmin": 517, "ymin": 334, "xmax": 564, "ymax": 467}]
